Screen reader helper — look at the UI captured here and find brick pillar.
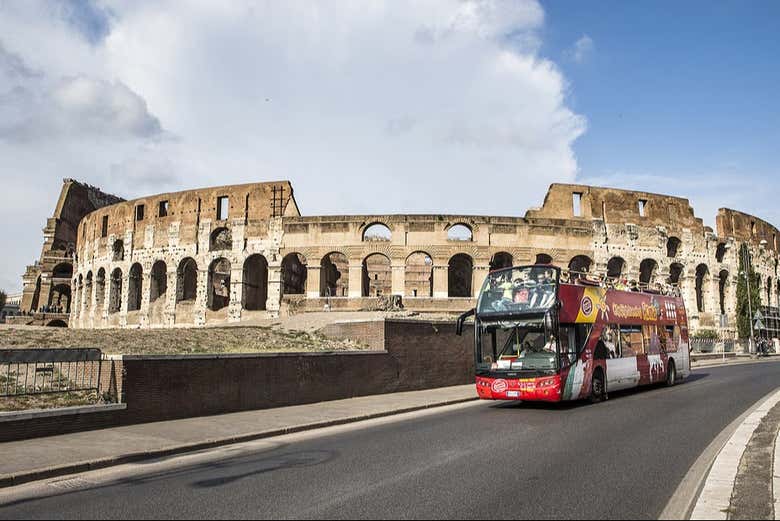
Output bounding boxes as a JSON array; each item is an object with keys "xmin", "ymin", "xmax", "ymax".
[
  {"xmin": 139, "ymin": 269, "xmax": 151, "ymax": 328},
  {"xmin": 119, "ymin": 271, "xmax": 129, "ymax": 328},
  {"xmin": 38, "ymin": 275, "xmax": 52, "ymax": 313},
  {"xmin": 473, "ymin": 263, "xmax": 490, "ymax": 298},
  {"xmin": 267, "ymin": 263, "xmax": 282, "ymax": 315},
  {"xmin": 228, "ymin": 263, "xmax": 243, "ymax": 322},
  {"xmin": 194, "ymin": 267, "xmax": 207, "ymax": 327},
  {"xmin": 391, "ymin": 260, "xmax": 405, "ymax": 297},
  {"xmin": 348, "ymin": 262, "xmax": 363, "ymax": 298},
  {"xmin": 165, "ymin": 268, "xmax": 177, "ymax": 327},
  {"xmin": 306, "ymin": 264, "xmax": 321, "ymax": 299},
  {"xmin": 433, "ymin": 264, "xmax": 448, "ymax": 298}
]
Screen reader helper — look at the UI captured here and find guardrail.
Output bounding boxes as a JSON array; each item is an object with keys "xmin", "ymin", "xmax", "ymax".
[
  {"xmin": 690, "ymin": 338, "xmax": 749, "ymax": 354},
  {"xmin": 0, "ymin": 349, "xmax": 103, "ymax": 398}
]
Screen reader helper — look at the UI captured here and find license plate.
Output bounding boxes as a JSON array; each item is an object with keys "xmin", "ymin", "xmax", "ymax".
[{"xmin": 506, "ymin": 391, "xmax": 520, "ymax": 397}]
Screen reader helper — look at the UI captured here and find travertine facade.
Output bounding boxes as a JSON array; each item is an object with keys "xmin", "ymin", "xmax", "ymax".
[{"xmin": 43, "ymin": 180, "xmax": 779, "ymax": 336}]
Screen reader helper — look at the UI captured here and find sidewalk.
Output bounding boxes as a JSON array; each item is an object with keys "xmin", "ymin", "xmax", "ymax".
[
  {"xmin": 0, "ymin": 385, "xmax": 476, "ymax": 488},
  {"xmin": 692, "ymin": 353, "xmax": 779, "ymax": 369}
]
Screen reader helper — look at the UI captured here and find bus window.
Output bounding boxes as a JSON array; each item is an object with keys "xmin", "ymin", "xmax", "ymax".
[
  {"xmin": 620, "ymin": 325, "xmax": 644, "ymax": 357},
  {"xmin": 658, "ymin": 326, "xmax": 669, "ymax": 352},
  {"xmin": 643, "ymin": 325, "xmax": 659, "ymax": 354},
  {"xmin": 666, "ymin": 325, "xmax": 679, "ymax": 352},
  {"xmin": 599, "ymin": 324, "xmax": 620, "ymax": 359}
]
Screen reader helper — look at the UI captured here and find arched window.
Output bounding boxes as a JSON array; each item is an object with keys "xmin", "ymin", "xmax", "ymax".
[
  {"xmin": 362, "ymin": 223, "xmax": 392, "ymax": 242},
  {"xmin": 490, "ymin": 252, "xmax": 513, "ymax": 272},
  {"xmin": 667, "ymin": 237, "xmax": 682, "ymax": 258},
  {"xmin": 715, "ymin": 243, "xmax": 728, "ymax": 263},
  {"xmin": 210, "ymin": 227, "xmax": 232, "ymax": 251},
  {"xmin": 281, "ymin": 253, "xmax": 307, "ymax": 295},
  {"xmin": 768, "ymin": 277, "xmax": 773, "ymax": 307},
  {"xmin": 109, "ymin": 268, "xmax": 123, "ymax": 313},
  {"xmin": 95, "ymin": 268, "xmax": 106, "ymax": 309},
  {"xmin": 639, "ymin": 259, "xmax": 658, "ymax": 286},
  {"xmin": 242, "ymin": 254, "xmax": 268, "ymax": 310},
  {"xmin": 49, "ymin": 284, "xmax": 71, "ymax": 313},
  {"xmin": 695, "ymin": 264, "xmax": 710, "ymax": 313},
  {"xmin": 669, "ymin": 263, "xmax": 684, "ymax": 286},
  {"xmin": 177, "ymin": 258, "xmax": 198, "ymax": 302},
  {"xmin": 719, "ymin": 270, "xmax": 730, "ymax": 315},
  {"xmin": 362, "ymin": 253, "xmax": 391, "ymax": 297},
  {"xmin": 568, "ymin": 256, "xmax": 592, "ymax": 278},
  {"xmin": 128, "ymin": 263, "xmax": 143, "ymax": 312},
  {"xmin": 52, "ymin": 263, "xmax": 73, "ymax": 280},
  {"xmin": 448, "ymin": 254, "xmax": 473, "ymax": 297},
  {"xmin": 113, "ymin": 240, "xmax": 124, "ymax": 262},
  {"xmin": 320, "ymin": 252, "xmax": 348, "ymax": 297},
  {"xmin": 405, "ymin": 252, "xmax": 433, "ymax": 297},
  {"xmin": 208, "ymin": 258, "xmax": 231, "ymax": 311},
  {"xmin": 30, "ymin": 276, "xmax": 41, "ymax": 313},
  {"xmin": 447, "ymin": 224, "xmax": 473, "ymax": 242},
  {"xmin": 150, "ymin": 261, "xmax": 168, "ymax": 302},
  {"xmin": 535, "ymin": 253, "xmax": 553, "ymax": 265},
  {"xmin": 607, "ymin": 257, "xmax": 625, "ymax": 280}
]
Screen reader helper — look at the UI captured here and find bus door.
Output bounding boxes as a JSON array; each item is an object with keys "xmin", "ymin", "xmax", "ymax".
[{"xmin": 605, "ymin": 324, "xmax": 641, "ymax": 391}]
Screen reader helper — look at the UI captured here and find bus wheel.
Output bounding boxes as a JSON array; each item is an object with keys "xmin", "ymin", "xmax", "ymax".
[
  {"xmin": 589, "ymin": 371, "xmax": 606, "ymax": 404},
  {"xmin": 666, "ymin": 361, "xmax": 677, "ymax": 387}
]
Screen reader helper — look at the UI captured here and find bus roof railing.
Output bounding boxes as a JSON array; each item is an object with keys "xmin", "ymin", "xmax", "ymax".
[{"xmin": 559, "ymin": 268, "xmax": 682, "ymax": 298}]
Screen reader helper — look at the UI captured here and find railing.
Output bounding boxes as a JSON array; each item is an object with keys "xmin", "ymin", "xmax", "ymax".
[
  {"xmin": 689, "ymin": 338, "xmax": 749, "ymax": 354},
  {"xmin": 561, "ymin": 269, "xmax": 682, "ymax": 297},
  {"xmin": 0, "ymin": 349, "xmax": 102, "ymax": 398}
]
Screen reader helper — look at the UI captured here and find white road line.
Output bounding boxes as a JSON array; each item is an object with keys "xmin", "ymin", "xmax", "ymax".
[
  {"xmin": 691, "ymin": 388, "xmax": 780, "ymax": 520},
  {"xmin": 774, "ymin": 424, "xmax": 780, "ymax": 520}
]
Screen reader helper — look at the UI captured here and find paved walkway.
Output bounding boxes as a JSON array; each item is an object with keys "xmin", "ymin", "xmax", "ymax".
[{"xmin": 0, "ymin": 385, "xmax": 476, "ymax": 488}]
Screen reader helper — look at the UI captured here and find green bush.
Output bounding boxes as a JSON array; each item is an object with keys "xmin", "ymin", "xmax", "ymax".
[{"xmin": 693, "ymin": 329, "xmax": 719, "ymax": 340}]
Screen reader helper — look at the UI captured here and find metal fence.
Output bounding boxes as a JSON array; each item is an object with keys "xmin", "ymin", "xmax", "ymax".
[
  {"xmin": 689, "ymin": 338, "xmax": 749, "ymax": 354},
  {"xmin": 0, "ymin": 349, "xmax": 103, "ymax": 398}
]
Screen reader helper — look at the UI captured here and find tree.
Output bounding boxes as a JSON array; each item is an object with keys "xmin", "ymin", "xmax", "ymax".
[
  {"xmin": 0, "ymin": 290, "xmax": 6, "ymax": 315},
  {"xmin": 736, "ymin": 244, "xmax": 762, "ymax": 339}
]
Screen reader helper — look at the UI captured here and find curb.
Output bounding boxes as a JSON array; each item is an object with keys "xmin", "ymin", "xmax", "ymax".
[
  {"xmin": 690, "ymin": 388, "xmax": 780, "ymax": 519},
  {"xmin": 0, "ymin": 396, "xmax": 478, "ymax": 489}
]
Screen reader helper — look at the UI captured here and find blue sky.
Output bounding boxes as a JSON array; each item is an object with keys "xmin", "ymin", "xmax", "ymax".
[
  {"xmin": 542, "ymin": 0, "xmax": 780, "ymax": 224},
  {"xmin": 0, "ymin": 0, "xmax": 778, "ymax": 293}
]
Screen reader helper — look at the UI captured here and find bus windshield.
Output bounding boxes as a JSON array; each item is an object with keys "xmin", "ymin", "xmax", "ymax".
[
  {"xmin": 477, "ymin": 319, "xmax": 559, "ymax": 372},
  {"xmin": 477, "ymin": 266, "xmax": 559, "ymax": 316}
]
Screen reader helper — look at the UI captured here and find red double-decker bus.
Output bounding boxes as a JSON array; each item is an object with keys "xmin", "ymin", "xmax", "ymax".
[{"xmin": 456, "ymin": 265, "xmax": 691, "ymax": 403}]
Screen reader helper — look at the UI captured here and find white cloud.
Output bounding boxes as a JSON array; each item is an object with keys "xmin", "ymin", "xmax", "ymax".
[
  {"xmin": 0, "ymin": 0, "xmax": 586, "ymax": 292},
  {"xmin": 566, "ymin": 35, "xmax": 594, "ymax": 64}
]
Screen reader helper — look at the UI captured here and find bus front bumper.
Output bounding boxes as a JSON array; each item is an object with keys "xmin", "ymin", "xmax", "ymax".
[{"xmin": 475, "ymin": 375, "xmax": 562, "ymax": 402}]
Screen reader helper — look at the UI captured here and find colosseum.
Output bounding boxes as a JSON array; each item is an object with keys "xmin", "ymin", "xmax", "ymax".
[{"xmin": 16, "ymin": 179, "xmax": 780, "ymax": 338}]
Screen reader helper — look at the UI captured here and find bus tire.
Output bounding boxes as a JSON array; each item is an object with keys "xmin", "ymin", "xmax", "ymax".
[
  {"xmin": 589, "ymin": 370, "xmax": 606, "ymax": 404},
  {"xmin": 666, "ymin": 360, "xmax": 677, "ymax": 387}
]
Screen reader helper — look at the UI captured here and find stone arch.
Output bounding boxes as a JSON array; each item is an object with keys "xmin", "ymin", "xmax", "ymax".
[
  {"xmin": 52, "ymin": 262, "xmax": 73, "ymax": 280},
  {"xmin": 716, "ymin": 242, "xmax": 728, "ymax": 263},
  {"xmin": 95, "ymin": 268, "xmax": 106, "ymax": 310},
  {"xmin": 568, "ymin": 255, "xmax": 593, "ymax": 279},
  {"xmin": 128, "ymin": 263, "xmax": 143, "ymax": 312},
  {"xmin": 768, "ymin": 276, "xmax": 773, "ymax": 307},
  {"xmin": 448, "ymin": 253, "xmax": 473, "ymax": 297},
  {"xmin": 447, "ymin": 223, "xmax": 473, "ymax": 242},
  {"xmin": 667, "ymin": 237, "xmax": 682, "ymax": 258},
  {"xmin": 210, "ymin": 227, "xmax": 232, "ymax": 251},
  {"xmin": 695, "ymin": 264, "xmax": 710, "ymax": 313},
  {"xmin": 177, "ymin": 258, "xmax": 199, "ymax": 302},
  {"xmin": 109, "ymin": 268, "xmax": 122, "ymax": 313},
  {"xmin": 639, "ymin": 259, "xmax": 658, "ymax": 286},
  {"xmin": 242, "ymin": 254, "xmax": 269, "ymax": 311},
  {"xmin": 150, "ymin": 261, "xmax": 168, "ymax": 302},
  {"xmin": 719, "ymin": 270, "xmax": 730, "ymax": 315},
  {"xmin": 49, "ymin": 284, "xmax": 71, "ymax": 313},
  {"xmin": 607, "ymin": 257, "xmax": 626, "ymax": 280},
  {"xmin": 85, "ymin": 271, "xmax": 93, "ymax": 310},
  {"xmin": 490, "ymin": 252, "xmax": 513, "ymax": 272},
  {"xmin": 320, "ymin": 252, "xmax": 348, "ymax": 297},
  {"xmin": 362, "ymin": 253, "xmax": 391, "ymax": 297},
  {"xmin": 668, "ymin": 263, "xmax": 685, "ymax": 286},
  {"xmin": 405, "ymin": 251, "xmax": 433, "ymax": 297},
  {"xmin": 208, "ymin": 258, "xmax": 231, "ymax": 311},
  {"xmin": 112, "ymin": 240, "xmax": 125, "ymax": 262},
  {"xmin": 362, "ymin": 223, "xmax": 392, "ymax": 242},
  {"xmin": 281, "ymin": 253, "xmax": 307, "ymax": 296},
  {"xmin": 535, "ymin": 253, "xmax": 553, "ymax": 265}
]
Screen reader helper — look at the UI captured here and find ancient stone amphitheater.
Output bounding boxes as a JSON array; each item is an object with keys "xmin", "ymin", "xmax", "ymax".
[{"xmin": 17, "ymin": 180, "xmax": 780, "ymax": 337}]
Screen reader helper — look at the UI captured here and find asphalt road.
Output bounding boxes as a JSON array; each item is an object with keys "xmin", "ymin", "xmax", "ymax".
[{"xmin": 2, "ymin": 361, "xmax": 780, "ymax": 520}]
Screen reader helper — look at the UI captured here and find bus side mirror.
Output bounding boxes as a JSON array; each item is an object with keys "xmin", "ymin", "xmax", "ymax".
[{"xmin": 456, "ymin": 308, "xmax": 475, "ymax": 336}]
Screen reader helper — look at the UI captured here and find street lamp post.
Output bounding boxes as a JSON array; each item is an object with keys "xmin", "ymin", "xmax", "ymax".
[{"xmin": 742, "ymin": 244, "xmax": 756, "ymax": 355}]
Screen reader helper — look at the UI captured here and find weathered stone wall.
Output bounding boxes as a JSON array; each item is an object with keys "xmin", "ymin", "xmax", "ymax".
[{"xmin": 61, "ymin": 181, "xmax": 780, "ymax": 337}]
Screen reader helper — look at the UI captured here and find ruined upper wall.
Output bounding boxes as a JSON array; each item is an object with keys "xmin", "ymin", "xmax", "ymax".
[
  {"xmin": 525, "ymin": 183, "xmax": 705, "ymax": 232},
  {"xmin": 76, "ymin": 181, "xmax": 299, "ymax": 255},
  {"xmin": 717, "ymin": 209, "xmax": 780, "ymax": 253}
]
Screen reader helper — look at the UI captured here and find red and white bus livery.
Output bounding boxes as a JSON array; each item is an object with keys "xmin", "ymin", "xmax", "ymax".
[{"xmin": 456, "ymin": 265, "xmax": 691, "ymax": 403}]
